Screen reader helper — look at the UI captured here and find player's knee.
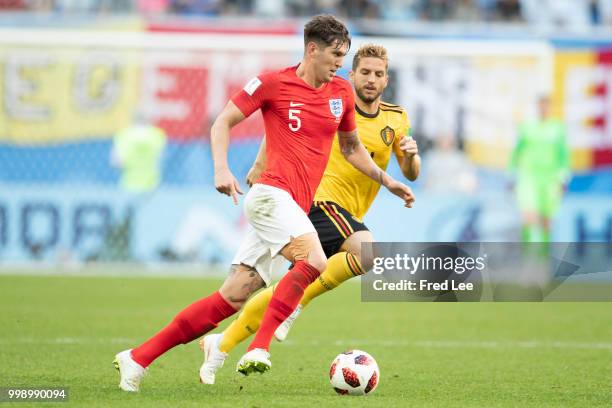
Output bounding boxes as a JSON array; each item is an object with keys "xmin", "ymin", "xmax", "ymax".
[
  {"xmin": 343, "ymin": 230, "xmax": 374, "ymax": 272},
  {"xmin": 282, "ymin": 233, "xmax": 326, "ymax": 272},
  {"xmin": 307, "ymin": 250, "xmax": 327, "ymax": 274},
  {"xmin": 220, "ymin": 264, "xmax": 265, "ymax": 308}
]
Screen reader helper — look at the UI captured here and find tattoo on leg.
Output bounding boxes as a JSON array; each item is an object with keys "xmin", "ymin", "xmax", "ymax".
[
  {"xmin": 227, "ymin": 268, "xmax": 263, "ymax": 304},
  {"xmin": 240, "ymin": 274, "xmax": 263, "ymax": 294},
  {"xmin": 249, "ymin": 276, "xmax": 264, "ymax": 293}
]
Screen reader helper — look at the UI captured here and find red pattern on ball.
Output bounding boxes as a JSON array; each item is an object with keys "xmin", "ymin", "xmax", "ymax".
[
  {"xmin": 354, "ymin": 354, "xmax": 373, "ymax": 365},
  {"xmin": 364, "ymin": 371, "xmax": 378, "ymax": 394},
  {"xmin": 342, "ymin": 367, "xmax": 361, "ymax": 388},
  {"xmin": 329, "ymin": 361, "xmax": 338, "ymax": 379},
  {"xmin": 334, "ymin": 387, "xmax": 349, "ymax": 395}
]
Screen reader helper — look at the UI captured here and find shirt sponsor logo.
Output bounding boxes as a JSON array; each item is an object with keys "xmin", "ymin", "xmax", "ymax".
[
  {"xmin": 243, "ymin": 77, "xmax": 262, "ymax": 96},
  {"xmin": 329, "ymin": 98, "xmax": 343, "ymax": 118}
]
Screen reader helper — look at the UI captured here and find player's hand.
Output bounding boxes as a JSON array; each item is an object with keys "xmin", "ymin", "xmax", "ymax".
[
  {"xmin": 246, "ymin": 164, "xmax": 264, "ymax": 187},
  {"xmin": 214, "ymin": 167, "xmax": 243, "ymax": 205},
  {"xmin": 385, "ymin": 179, "xmax": 415, "ymax": 208},
  {"xmin": 399, "ymin": 136, "xmax": 418, "ymax": 157}
]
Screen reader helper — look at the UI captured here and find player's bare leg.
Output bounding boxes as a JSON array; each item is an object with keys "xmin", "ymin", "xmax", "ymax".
[
  {"xmin": 340, "ymin": 230, "xmax": 374, "ymax": 270},
  {"xmin": 199, "ymin": 264, "xmax": 264, "ymax": 384},
  {"xmin": 115, "ymin": 264, "xmax": 263, "ymax": 391},
  {"xmin": 219, "ymin": 264, "xmax": 266, "ymax": 310},
  {"xmin": 237, "ymin": 232, "xmax": 326, "ymax": 375},
  {"xmin": 275, "ymin": 230, "xmax": 372, "ymax": 341}
]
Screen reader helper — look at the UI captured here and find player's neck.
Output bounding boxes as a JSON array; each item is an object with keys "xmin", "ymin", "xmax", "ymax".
[
  {"xmin": 296, "ymin": 61, "xmax": 325, "ymax": 89},
  {"xmin": 355, "ymin": 97, "xmax": 380, "ymax": 115}
]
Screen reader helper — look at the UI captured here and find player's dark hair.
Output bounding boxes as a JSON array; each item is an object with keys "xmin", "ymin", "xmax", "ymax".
[{"xmin": 304, "ymin": 15, "xmax": 351, "ymax": 51}]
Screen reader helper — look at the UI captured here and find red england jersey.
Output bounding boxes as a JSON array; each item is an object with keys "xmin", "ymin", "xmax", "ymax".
[{"xmin": 231, "ymin": 65, "xmax": 356, "ymax": 212}]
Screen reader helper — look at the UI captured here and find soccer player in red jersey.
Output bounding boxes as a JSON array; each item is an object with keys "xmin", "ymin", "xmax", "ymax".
[{"xmin": 114, "ymin": 15, "xmax": 414, "ymax": 391}]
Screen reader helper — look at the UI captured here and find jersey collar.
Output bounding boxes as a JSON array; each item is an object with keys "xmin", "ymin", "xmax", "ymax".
[{"xmin": 355, "ymin": 103, "xmax": 380, "ymax": 119}]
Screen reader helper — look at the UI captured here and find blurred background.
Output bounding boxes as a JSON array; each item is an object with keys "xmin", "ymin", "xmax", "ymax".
[{"xmin": 0, "ymin": 0, "xmax": 611, "ymax": 273}]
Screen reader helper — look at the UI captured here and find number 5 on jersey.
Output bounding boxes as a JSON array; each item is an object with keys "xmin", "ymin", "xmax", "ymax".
[{"xmin": 288, "ymin": 101, "xmax": 303, "ymax": 132}]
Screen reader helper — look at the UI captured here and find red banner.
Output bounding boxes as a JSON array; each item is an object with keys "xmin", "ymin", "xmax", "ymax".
[{"xmin": 153, "ymin": 66, "xmax": 208, "ymax": 140}]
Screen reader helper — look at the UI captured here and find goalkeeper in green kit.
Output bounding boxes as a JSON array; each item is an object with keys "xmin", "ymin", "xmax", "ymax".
[{"xmin": 510, "ymin": 95, "xmax": 570, "ymax": 243}]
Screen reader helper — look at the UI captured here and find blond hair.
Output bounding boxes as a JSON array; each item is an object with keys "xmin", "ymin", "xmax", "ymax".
[{"xmin": 352, "ymin": 44, "xmax": 388, "ymax": 71}]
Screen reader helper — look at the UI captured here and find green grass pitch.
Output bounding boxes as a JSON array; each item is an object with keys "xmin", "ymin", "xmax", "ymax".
[{"xmin": 1, "ymin": 275, "xmax": 611, "ymax": 407}]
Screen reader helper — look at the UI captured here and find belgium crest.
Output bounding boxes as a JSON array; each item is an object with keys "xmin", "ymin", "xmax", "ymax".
[{"xmin": 380, "ymin": 126, "xmax": 395, "ymax": 146}]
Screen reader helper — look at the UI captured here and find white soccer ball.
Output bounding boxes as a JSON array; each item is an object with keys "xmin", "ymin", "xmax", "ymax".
[{"xmin": 329, "ymin": 349, "xmax": 380, "ymax": 396}]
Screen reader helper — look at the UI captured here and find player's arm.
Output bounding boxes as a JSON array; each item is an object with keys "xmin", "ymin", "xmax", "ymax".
[
  {"xmin": 397, "ymin": 136, "xmax": 421, "ymax": 181},
  {"xmin": 338, "ymin": 129, "xmax": 415, "ymax": 208},
  {"xmin": 211, "ymin": 100, "xmax": 247, "ymax": 204},
  {"xmin": 246, "ymin": 135, "xmax": 267, "ymax": 187}
]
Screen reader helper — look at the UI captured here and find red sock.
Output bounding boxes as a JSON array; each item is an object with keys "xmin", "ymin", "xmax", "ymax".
[
  {"xmin": 248, "ymin": 261, "xmax": 320, "ymax": 352},
  {"xmin": 131, "ymin": 291, "xmax": 236, "ymax": 368}
]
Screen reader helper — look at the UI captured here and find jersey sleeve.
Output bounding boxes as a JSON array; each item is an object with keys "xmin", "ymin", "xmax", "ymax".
[
  {"xmin": 393, "ymin": 109, "xmax": 410, "ymax": 158},
  {"xmin": 338, "ymin": 83, "xmax": 356, "ymax": 132},
  {"xmin": 231, "ymin": 73, "xmax": 277, "ymax": 118}
]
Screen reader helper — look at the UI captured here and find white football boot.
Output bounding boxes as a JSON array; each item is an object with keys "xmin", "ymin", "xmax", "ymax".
[
  {"xmin": 273, "ymin": 304, "xmax": 302, "ymax": 342},
  {"xmin": 199, "ymin": 333, "xmax": 228, "ymax": 384},
  {"xmin": 113, "ymin": 349, "xmax": 147, "ymax": 392},
  {"xmin": 236, "ymin": 348, "xmax": 271, "ymax": 376}
]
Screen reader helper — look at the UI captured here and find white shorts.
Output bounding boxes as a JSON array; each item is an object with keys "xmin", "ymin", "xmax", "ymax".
[{"xmin": 232, "ymin": 183, "xmax": 316, "ymax": 286}]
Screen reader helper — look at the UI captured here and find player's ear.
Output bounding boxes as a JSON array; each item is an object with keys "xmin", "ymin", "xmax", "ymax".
[
  {"xmin": 348, "ymin": 70, "xmax": 354, "ymax": 83},
  {"xmin": 305, "ymin": 41, "xmax": 318, "ymax": 58}
]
